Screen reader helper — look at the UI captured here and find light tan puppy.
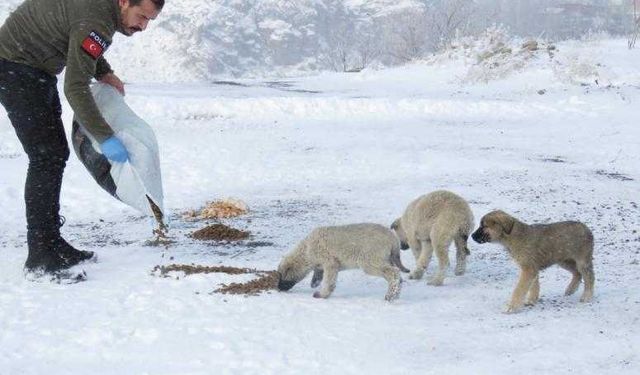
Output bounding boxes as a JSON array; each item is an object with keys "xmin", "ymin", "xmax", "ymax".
[
  {"xmin": 277, "ymin": 223, "xmax": 408, "ymax": 301},
  {"xmin": 472, "ymin": 210, "xmax": 595, "ymax": 313},
  {"xmin": 392, "ymin": 190, "xmax": 474, "ymax": 286}
]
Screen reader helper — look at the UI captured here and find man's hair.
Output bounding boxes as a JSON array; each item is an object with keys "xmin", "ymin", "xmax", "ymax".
[{"xmin": 129, "ymin": 0, "xmax": 165, "ymax": 10}]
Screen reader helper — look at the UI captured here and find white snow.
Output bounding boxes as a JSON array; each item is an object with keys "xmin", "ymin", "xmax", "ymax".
[{"xmin": 1, "ymin": 37, "xmax": 639, "ymax": 374}]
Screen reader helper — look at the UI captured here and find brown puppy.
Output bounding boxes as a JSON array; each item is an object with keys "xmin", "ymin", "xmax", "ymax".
[{"xmin": 472, "ymin": 210, "xmax": 594, "ymax": 313}]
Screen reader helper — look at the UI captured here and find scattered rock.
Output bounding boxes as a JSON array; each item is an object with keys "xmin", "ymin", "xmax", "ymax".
[
  {"xmin": 522, "ymin": 40, "xmax": 538, "ymax": 51},
  {"xmin": 478, "ymin": 45, "xmax": 512, "ymax": 62}
]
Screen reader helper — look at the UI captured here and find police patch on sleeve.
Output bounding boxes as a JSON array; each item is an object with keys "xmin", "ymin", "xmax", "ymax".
[{"xmin": 81, "ymin": 31, "xmax": 110, "ymax": 60}]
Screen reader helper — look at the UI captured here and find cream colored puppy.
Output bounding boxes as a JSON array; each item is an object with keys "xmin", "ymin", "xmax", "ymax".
[
  {"xmin": 392, "ymin": 190, "xmax": 474, "ymax": 286},
  {"xmin": 277, "ymin": 223, "xmax": 408, "ymax": 301}
]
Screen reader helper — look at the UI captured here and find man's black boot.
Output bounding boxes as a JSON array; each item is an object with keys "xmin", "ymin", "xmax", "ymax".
[
  {"xmin": 24, "ymin": 231, "xmax": 87, "ymax": 283},
  {"xmin": 55, "ymin": 217, "xmax": 96, "ymax": 265},
  {"xmin": 24, "ymin": 231, "xmax": 63, "ymax": 273},
  {"xmin": 55, "ymin": 237, "xmax": 97, "ymax": 265}
]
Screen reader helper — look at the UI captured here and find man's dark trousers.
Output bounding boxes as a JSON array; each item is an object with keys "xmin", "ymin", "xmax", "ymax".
[{"xmin": 0, "ymin": 59, "xmax": 69, "ymax": 268}]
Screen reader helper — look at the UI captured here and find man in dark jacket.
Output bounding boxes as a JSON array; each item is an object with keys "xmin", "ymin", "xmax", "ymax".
[{"xmin": 0, "ymin": 0, "xmax": 163, "ymax": 279}]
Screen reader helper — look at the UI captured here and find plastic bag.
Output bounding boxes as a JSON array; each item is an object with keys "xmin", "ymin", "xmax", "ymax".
[{"xmin": 71, "ymin": 83, "xmax": 165, "ymax": 228}]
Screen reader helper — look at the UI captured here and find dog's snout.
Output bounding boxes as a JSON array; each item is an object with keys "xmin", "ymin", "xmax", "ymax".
[
  {"xmin": 471, "ymin": 229, "xmax": 480, "ymax": 242},
  {"xmin": 277, "ymin": 278, "xmax": 297, "ymax": 291},
  {"xmin": 471, "ymin": 228, "xmax": 488, "ymax": 244}
]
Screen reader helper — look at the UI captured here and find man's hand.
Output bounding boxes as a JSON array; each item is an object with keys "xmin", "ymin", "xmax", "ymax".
[
  {"xmin": 99, "ymin": 72, "xmax": 125, "ymax": 96},
  {"xmin": 100, "ymin": 136, "xmax": 129, "ymax": 163}
]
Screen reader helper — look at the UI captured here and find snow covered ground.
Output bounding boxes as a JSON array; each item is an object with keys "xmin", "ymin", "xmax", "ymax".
[{"xmin": 1, "ymin": 38, "xmax": 639, "ymax": 374}]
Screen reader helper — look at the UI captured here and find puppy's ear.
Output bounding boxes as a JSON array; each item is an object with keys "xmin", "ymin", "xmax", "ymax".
[{"xmin": 497, "ymin": 213, "xmax": 515, "ymax": 235}]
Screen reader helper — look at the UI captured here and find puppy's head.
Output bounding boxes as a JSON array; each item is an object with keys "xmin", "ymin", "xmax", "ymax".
[
  {"xmin": 277, "ymin": 255, "xmax": 310, "ymax": 291},
  {"xmin": 391, "ymin": 218, "xmax": 410, "ymax": 250},
  {"xmin": 472, "ymin": 210, "xmax": 515, "ymax": 244}
]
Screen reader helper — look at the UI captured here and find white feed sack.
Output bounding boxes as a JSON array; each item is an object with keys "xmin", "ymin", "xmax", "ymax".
[{"xmin": 72, "ymin": 83, "xmax": 165, "ymax": 223}]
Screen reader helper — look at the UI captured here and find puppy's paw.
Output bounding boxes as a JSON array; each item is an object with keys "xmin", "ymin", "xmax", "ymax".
[
  {"xmin": 503, "ymin": 304, "xmax": 522, "ymax": 314},
  {"xmin": 579, "ymin": 295, "xmax": 593, "ymax": 303},
  {"xmin": 384, "ymin": 293, "xmax": 400, "ymax": 302},
  {"xmin": 454, "ymin": 268, "xmax": 465, "ymax": 276},
  {"xmin": 408, "ymin": 270, "xmax": 423, "ymax": 280},
  {"xmin": 427, "ymin": 277, "xmax": 444, "ymax": 286},
  {"xmin": 313, "ymin": 291, "xmax": 331, "ymax": 299}
]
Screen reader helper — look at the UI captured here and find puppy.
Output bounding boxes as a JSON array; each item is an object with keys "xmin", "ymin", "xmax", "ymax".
[
  {"xmin": 392, "ymin": 190, "xmax": 474, "ymax": 286},
  {"xmin": 277, "ymin": 223, "xmax": 408, "ymax": 301},
  {"xmin": 472, "ymin": 210, "xmax": 595, "ymax": 313}
]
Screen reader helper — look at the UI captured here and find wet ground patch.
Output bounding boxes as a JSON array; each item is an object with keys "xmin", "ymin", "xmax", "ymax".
[
  {"xmin": 539, "ymin": 156, "xmax": 567, "ymax": 163},
  {"xmin": 152, "ymin": 263, "xmax": 278, "ymax": 296},
  {"xmin": 595, "ymin": 170, "xmax": 634, "ymax": 181}
]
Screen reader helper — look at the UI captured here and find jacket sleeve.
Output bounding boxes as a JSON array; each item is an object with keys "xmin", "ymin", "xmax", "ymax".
[
  {"xmin": 95, "ymin": 56, "xmax": 114, "ymax": 80},
  {"xmin": 64, "ymin": 21, "xmax": 114, "ymax": 143}
]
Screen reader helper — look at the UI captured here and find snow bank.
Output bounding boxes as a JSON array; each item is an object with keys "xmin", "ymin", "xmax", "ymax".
[{"xmin": 427, "ymin": 27, "xmax": 640, "ymax": 88}]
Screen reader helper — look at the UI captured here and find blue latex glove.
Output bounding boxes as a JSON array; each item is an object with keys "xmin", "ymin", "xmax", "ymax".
[{"xmin": 100, "ymin": 136, "xmax": 129, "ymax": 163}]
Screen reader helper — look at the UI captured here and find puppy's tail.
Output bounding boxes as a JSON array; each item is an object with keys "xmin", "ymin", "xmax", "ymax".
[{"xmin": 391, "ymin": 245, "xmax": 410, "ymax": 273}]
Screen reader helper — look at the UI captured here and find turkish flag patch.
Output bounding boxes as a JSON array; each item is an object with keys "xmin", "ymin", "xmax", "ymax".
[{"xmin": 81, "ymin": 31, "xmax": 109, "ymax": 60}]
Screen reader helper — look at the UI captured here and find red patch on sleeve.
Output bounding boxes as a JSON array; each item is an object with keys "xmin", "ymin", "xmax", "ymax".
[{"xmin": 81, "ymin": 31, "xmax": 109, "ymax": 60}]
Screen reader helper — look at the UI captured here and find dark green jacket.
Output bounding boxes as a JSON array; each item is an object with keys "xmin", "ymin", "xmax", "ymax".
[{"xmin": 0, "ymin": 0, "xmax": 124, "ymax": 142}]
